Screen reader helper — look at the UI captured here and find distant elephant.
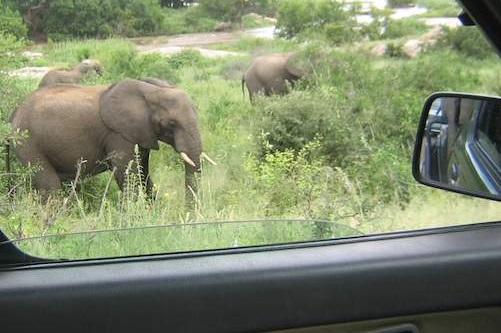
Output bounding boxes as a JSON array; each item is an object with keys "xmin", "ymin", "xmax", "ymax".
[
  {"xmin": 9, "ymin": 78, "xmax": 206, "ymax": 206},
  {"xmin": 242, "ymin": 52, "xmax": 305, "ymax": 102},
  {"xmin": 38, "ymin": 59, "xmax": 103, "ymax": 88}
]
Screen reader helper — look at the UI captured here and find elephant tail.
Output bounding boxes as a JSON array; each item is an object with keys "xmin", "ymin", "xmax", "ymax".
[
  {"xmin": 241, "ymin": 75, "xmax": 246, "ymax": 100},
  {"xmin": 5, "ymin": 140, "xmax": 12, "ymax": 197}
]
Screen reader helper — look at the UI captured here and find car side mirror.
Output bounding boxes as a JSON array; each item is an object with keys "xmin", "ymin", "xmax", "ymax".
[{"xmin": 413, "ymin": 92, "xmax": 501, "ymax": 200}]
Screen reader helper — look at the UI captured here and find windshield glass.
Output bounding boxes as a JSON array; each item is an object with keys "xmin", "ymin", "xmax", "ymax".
[
  {"xmin": 1, "ymin": 0, "xmax": 501, "ymax": 262},
  {"xmin": 1, "ymin": 219, "xmax": 361, "ymax": 260}
]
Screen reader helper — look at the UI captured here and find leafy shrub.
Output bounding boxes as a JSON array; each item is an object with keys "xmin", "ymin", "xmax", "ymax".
[
  {"xmin": 383, "ymin": 18, "xmax": 428, "ymax": 39},
  {"xmin": 414, "ymin": 0, "xmax": 460, "ymax": 17},
  {"xmin": 245, "ymin": 139, "xmax": 333, "ymax": 217},
  {"xmin": 0, "ymin": 75, "xmax": 38, "ymax": 195},
  {"xmin": 361, "ymin": 10, "xmax": 427, "ymax": 41},
  {"xmin": 255, "ymin": 90, "xmax": 356, "ymax": 165},
  {"xmin": 0, "ymin": 6, "xmax": 27, "ymax": 40},
  {"xmin": 167, "ymin": 49, "xmax": 207, "ymax": 69},
  {"xmin": 104, "ymin": 49, "xmax": 179, "ymax": 83},
  {"xmin": 0, "ymin": 6, "xmax": 27, "ymax": 70},
  {"xmin": 385, "ymin": 42, "xmax": 405, "ymax": 57},
  {"xmin": 42, "ymin": 0, "xmax": 166, "ymax": 40},
  {"xmin": 436, "ymin": 26, "xmax": 493, "ymax": 59},
  {"xmin": 183, "ymin": 7, "xmax": 219, "ymax": 32},
  {"xmin": 387, "ymin": 0, "xmax": 414, "ymax": 8},
  {"xmin": 163, "ymin": 8, "xmax": 195, "ymax": 34},
  {"xmin": 0, "ymin": 32, "xmax": 27, "ymax": 70},
  {"xmin": 276, "ymin": 0, "xmax": 359, "ymax": 44}
]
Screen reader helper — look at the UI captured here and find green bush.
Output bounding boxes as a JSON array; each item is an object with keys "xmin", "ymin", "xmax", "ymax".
[
  {"xmin": 167, "ymin": 49, "xmax": 207, "ymax": 69},
  {"xmin": 276, "ymin": 0, "xmax": 359, "ymax": 44},
  {"xmin": 0, "ymin": 6, "xmax": 27, "ymax": 69},
  {"xmin": 245, "ymin": 139, "xmax": 333, "ymax": 217},
  {"xmin": 184, "ymin": 6, "xmax": 218, "ymax": 32},
  {"xmin": 0, "ymin": 6, "xmax": 27, "ymax": 40},
  {"xmin": 42, "ymin": 0, "xmax": 166, "ymax": 40},
  {"xmin": 255, "ymin": 90, "xmax": 356, "ymax": 165},
  {"xmin": 383, "ymin": 18, "xmax": 428, "ymax": 39},
  {"xmin": 387, "ymin": 0, "xmax": 414, "ymax": 8},
  {"xmin": 0, "ymin": 32, "xmax": 27, "ymax": 70},
  {"xmin": 103, "ymin": 49, "xmax": 179, "ymax": 83},
  {"xmin": 361, "ymin": 10, "xmax": 427, "ymax": 41},
  {"xmin": 414, "ymin": 0, "xmax": 460, "ymax": 17},
  {"xmin": 436, "ymin": 26, "xmax": 493, "ymax": 59}
]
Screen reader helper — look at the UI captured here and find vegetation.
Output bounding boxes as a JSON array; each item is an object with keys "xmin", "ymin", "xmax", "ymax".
[{"xmin": 1, "ymin": 0, "xmax": 501, "ymax": 260}]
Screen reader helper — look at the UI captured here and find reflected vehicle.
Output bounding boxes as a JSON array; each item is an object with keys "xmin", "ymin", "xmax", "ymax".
[{"xmin": 415, "ymin": 93, "xmax": 501, "ymax": 199}]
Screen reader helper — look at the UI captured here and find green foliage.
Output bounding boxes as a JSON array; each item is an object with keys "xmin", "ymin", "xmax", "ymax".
[
  {"xmin": 167, "ymin": 49, "xmax": 207, "ymax": 69},
  {"xmin": 102, "ymin": 50, "xmax": 179, "ymax": 83},
  {"xmin": 387, "ymin": 0, "xmax": 414, "ymax": 8},
  {"xmin": 183, "ymin": 6, "xmax": 219, "ymax": 32},
  {"xmin": 0, "ymin": 75, "xmax": 37, "ymax": 199},
  {"xmin": 383, "ymin": 18, "xmax": 428, "ymax": 39},
  {"xmin": 360, "ymin": 9, "xmax": 427, "ymax": 41},
  {"xmin": 436, "ymin": 26, "xmax": 494, "ymax": 60},
  {"xmin": 0, "ymin": 32, "xmax": 27, "ymax": 70},
  {"xmin": 385, "ymin": 42, "xmax": 405, "ymax": 57},
  {"xmin": 276, "ymin": 0, "xmax": 359, "ymax": 44},
  {"xmin": 160, "ymin": 0, "xmax": 194, "ymax": 8},
  {"xmin": 241, "ymin": 13, "xmax": 276, "ymax": 29},
  {"xmin": 245, "ymin": 138, "xmax": 332, "ymax": 217},
  {"xmin": 198, "ymin": 0, "xmax": 245, "ymax": 22},
  {"xmin": 0, "ymin": 6, "xmax": 27, "ymax": 70},
  {"xmin": 197, "ymin": 0, "xmax": 276, "ymax": 23},
  {"xmin": 161, "ymin": 7, "xmax": 216, "ymax": 34},
  {"xmin": 414, "ymin": 0, "xmax": 460, "ymax": 17},
  {"xmin": 0, "ymin": 6, "xmax": 27, "ymax": 40},
  {"xmin": 41, "ymin": 0, "xmax": 166, "ymax": 40},
  {"xmin": 213, "ymin": 35, "xmax": 294, "ymax": 54}
]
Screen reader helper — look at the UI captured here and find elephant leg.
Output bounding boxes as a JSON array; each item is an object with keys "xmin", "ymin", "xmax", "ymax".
[
  {"xmin": 105, "ymin": 137, "xmax": 152, "ymax": 198},
  {"xmin": 32, "ymin": 159, "xmax": 62, "ymax": 202},
  {"xmin": 139, "ymin": 147, "xmax": 155, "ymax": 199}
]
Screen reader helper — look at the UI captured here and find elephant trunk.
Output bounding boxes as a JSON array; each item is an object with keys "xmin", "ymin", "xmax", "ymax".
[{"xmin": 175, "ymin": 125, "xmax": 202, "ymax": 211}]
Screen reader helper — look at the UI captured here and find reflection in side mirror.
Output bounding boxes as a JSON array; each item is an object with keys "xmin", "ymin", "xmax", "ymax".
[{"xmin": 413, "ymin": 92, "xmax": 501, "ymax": 200}]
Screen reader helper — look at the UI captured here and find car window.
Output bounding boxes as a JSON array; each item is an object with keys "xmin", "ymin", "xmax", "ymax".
[{"xmin": 1, "ymin": 0, "xmax": 501, "ymax": 262}]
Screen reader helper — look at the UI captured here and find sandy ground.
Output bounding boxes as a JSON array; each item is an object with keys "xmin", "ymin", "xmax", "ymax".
[{"xmin": 135, "ymin": 27, "xmax": 275, "ymax": 58}]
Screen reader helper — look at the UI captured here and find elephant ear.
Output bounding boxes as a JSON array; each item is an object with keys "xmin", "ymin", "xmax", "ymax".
[
  {"xmin": 99, "ymin": 78, "xmax": 159, "ymax": 150},
  {"xmin": 285, "ymin": 53, "xmax": 306, "ymax": 78}
]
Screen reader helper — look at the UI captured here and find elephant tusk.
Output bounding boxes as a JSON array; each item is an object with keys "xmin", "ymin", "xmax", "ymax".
[
  {"xmin": 180, "ymin": 152, "xmax": 196, "ymax": 167},
  {"xmin": 201, "ymin": 152, "xmax": 217, "ymax": 165}
]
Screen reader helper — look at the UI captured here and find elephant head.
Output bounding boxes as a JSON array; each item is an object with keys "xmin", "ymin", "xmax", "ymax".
[
  {"xmin": 284, "ymin": 52, "xmax": 306, "ymax": 79},
  {"xmin": 99, "ymin": 78, "xmax": 202, "ymax": 202},
  {"xmin": 79, "ymin": 59, "xmax": 103, "ymax": 76}
]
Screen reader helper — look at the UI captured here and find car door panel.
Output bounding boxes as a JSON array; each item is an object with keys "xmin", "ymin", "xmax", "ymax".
[
  {"xmin": 2, "ymin": 223, "xmax": 501, "ymax": 332},
  {"xmin": 272, "ymin": 308, "xmax": 501, "ymax": 333}
]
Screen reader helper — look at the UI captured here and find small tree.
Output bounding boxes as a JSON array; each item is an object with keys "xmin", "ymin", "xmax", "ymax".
[
  {"xmin": 276, "ymin": 0, "xmax": 358, "ymax": 43},
  {"xmin": 198, "ymin": 0, "xmax": 248, "ymax": 23}
]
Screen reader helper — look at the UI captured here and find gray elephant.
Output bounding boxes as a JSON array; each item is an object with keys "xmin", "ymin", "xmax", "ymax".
[
  {"xmin": 38, "ymin": 59, "xmax": 103, "ymax": 88},
  {"xmin": 242, "ymin": 52, "xmax": 305, "ymax": 102},
  {"xmin": 9, "ymin": 78, "xmax": 208, "ymax": 205}
]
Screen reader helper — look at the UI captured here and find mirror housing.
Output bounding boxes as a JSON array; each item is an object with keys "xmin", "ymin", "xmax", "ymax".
[{"xmin": 413, "ymin": 92, "xmax": 501, "ymax": 201}]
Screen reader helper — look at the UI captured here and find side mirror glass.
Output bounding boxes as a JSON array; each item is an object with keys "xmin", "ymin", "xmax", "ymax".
[{"xmin": 413, "ymin": 92, "xmax": 501, "ymax": 200}]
